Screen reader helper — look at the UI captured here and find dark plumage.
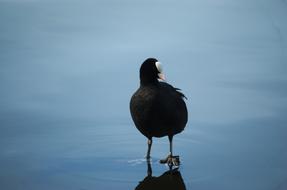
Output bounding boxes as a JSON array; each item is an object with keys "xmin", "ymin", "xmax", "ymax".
[{"xmin": 130, "ymin": 58, "xmax": 188, "ymax": 166}]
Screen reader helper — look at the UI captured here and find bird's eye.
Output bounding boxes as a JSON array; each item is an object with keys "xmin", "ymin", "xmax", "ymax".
[{"xmin": 155, "ymin": 61, "xmax": 163, "ymax": 73}]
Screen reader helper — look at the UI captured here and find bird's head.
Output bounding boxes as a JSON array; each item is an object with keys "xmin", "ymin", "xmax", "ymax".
[{"xmin": 140, "ymin": 58, "xmax": 165, "ymax": 85}]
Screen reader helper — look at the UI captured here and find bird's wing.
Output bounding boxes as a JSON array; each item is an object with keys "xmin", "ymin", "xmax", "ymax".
[{"xmin": 159, "ymin": 82, "xmax": 187, "ymax": 100}]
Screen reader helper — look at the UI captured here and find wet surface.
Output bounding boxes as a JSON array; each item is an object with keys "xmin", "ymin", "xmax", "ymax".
[
  {"xmin": 1, "ymin": 114, "xmax": 287, "ymax": 190},
  {"xmin": 1, "ymin": 0, "xmax": 287, "ymax": 189}
]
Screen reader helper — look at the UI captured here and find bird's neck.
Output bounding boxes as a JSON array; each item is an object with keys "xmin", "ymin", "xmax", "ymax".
[{"xmin": 140, "ymin": 78, "xmax": 159, "ymax": 86}]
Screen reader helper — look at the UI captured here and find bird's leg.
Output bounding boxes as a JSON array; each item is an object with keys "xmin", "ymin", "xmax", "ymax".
[
  {"xmin": 147, "ymin": 159, "xmax": 152, "ymax": 177},
  {"xmin": 146, "ymin": 138, "xmax": 152, "ymax": 160},
  {"xmin": 169, "ymin": 135, "xmax": 173, "ymax": 157},
  {"xmin": 160, "ymin": 135, "xmax": 180, "ymax": 166},
  {"xmin": 169, "ymin": 135, "xmax": 180, "ymax": 166}
]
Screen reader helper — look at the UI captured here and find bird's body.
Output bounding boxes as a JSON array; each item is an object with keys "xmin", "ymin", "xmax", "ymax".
[
  {"xmin": 130, "ymin": 82, "xmax": 187, "ymax": 139},
  {"xmin": 130, "ymin": 58, "xmax": 188, "ymax": 166}
]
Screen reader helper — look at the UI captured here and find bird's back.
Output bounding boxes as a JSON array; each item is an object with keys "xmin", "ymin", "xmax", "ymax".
[{"xmin": 130, "ymin": 82, "xmax": 188, "ymax": 138}]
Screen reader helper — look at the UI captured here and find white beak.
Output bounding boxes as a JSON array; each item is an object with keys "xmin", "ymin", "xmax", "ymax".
[
  {"xmin": 155, "ymin": 61, "xmax": 165, "ymax": 81},
  {"xmin": 158, "ymin": 73, "xmax": 166, "ymax": 81}
]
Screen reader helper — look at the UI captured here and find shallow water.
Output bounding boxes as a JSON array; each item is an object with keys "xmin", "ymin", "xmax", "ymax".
[
  {"xmin": 1, "ymin": 0, "xmax": 287, "ymax": 189},
  {"xmin": 1, "ymin": 115, "xmax": 287, "ymax": 190}
]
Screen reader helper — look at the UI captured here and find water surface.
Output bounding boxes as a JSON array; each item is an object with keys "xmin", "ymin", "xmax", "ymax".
[{"xmin": 1, "ymin": 0, "xmax": 287, "ymax": 189}]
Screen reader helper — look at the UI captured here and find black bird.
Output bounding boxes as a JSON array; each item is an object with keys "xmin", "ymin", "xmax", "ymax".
[{"xmin": 130, "ymin": 58, "xmax": 188, "ymax": 166}]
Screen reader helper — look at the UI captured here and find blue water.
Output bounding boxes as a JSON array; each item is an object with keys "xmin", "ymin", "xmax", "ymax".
[{"xmin": 1, "ymin": 0, "xmax": 287, "ymax": 189}]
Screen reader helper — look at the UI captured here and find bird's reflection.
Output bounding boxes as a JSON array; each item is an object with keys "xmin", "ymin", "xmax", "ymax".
[{"xmin": 135, "ymin": 160, "xmax": 186, "ymax": 190}]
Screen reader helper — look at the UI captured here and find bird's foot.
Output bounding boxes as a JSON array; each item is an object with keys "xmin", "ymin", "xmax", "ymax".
[{"xmin": 160, "ymin": 154, "xmax": 180, "ymax": 167}]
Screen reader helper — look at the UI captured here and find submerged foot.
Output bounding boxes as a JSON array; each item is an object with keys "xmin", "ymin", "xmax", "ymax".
[{"xmin": 160, "ymin": 154, "xmax": 180, "ymax": 167}]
